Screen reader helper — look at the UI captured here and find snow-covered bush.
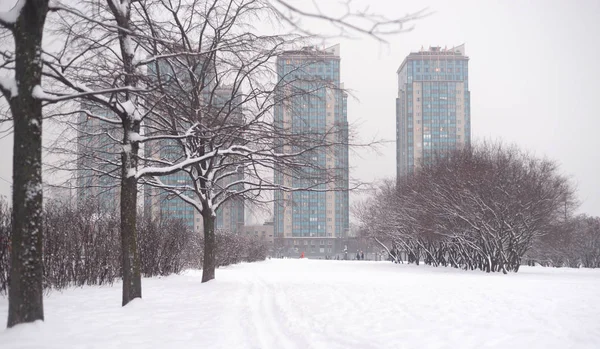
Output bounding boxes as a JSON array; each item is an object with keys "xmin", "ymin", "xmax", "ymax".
[
  {"xmin": 138, "ymin": 217, "xmax": 197, "ymax": 277},
  {"xmin": 190, "ymin": 231, "xmax": 269, "ymax": 269},
  {"xmin": 525, "ymin": 215, "xmax": 600, "ymax": 268},
  {"xmin": 359, "ymin": 143, "xmax": 578, "ymax": 273},
  {"xmin": 42, "ymin": 202, "xmax": 121, "ymax": 289},
  {"xmin": 0, "ymin": 197, "xmax": 269, "ymax": 293}
]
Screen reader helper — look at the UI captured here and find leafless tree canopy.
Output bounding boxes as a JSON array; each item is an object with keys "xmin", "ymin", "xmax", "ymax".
[
  {"xmin": 43, "ymin": 0, "xmax": 369, "ymax": 283},
  {"xmin": 358, "ymin": 143, "xmax": 578, "ymax": 273}
]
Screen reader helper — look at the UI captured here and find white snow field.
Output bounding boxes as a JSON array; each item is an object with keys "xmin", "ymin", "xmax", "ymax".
[{"xmin": 1, "ymin": 259, "xmax": 600, "ymax": 349}]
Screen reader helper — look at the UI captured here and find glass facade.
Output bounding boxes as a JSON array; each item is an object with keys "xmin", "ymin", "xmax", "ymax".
[
  {"xmin": 396, "ymin": 45, "xmax": 471, "ymax": 178},
  {"xmin": 274, "ymin": 45, "xmax": 349, "ymax": 239},
  {"xmin": 76, "ymin": 102, "xmax": 121, "ymax": 212}
]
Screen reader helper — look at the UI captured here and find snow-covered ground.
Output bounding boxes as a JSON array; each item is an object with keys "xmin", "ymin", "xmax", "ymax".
[{"xmin": 1, "ymin": 259, "xmax": 599, "ymax": 348}]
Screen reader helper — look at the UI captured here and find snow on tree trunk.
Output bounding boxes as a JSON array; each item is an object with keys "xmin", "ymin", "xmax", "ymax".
[
  {"xmin": 5, "ymin": 0, "xmax": 49, "ymax": 328},
  {"xmin": 201, "ymin": 211, "xmax": 216, "ymax": 283}
]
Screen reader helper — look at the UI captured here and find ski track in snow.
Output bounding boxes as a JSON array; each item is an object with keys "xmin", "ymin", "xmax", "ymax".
[
  {"xmin": 245, "ymin": 272, "xmax": 306, "ymax": 349},
  {"xmin": 1, "ymin": 259, "xmax": 600, "ymax": 349}
]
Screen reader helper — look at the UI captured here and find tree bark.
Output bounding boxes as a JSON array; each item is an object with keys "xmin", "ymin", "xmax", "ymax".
[
  {"xmin": 6, "ymin": 0, "xmax": 49, "ymax": 328},
  {"xmin": 201, "ymin": 211, "xmax": 216, "ymax": 283},
  {"xmin": 120, "ymin": 137, "xmax": 141, "ymax": 305}
]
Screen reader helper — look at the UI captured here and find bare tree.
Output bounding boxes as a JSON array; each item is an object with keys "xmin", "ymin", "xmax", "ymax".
[
  {"xmin": 28, "ymin": 0, "xmax": 148, "ymax": 307},
  {"xmin": 134, "ymin": 0, "xmax": 357, "ymax": 282},
  {"xmin": 269, "ymin": 0, "xmax": 428, "ymax": 41},
  {"xmin": 0, "ymin": 0, "xmax": 50, "ymax": 327}
]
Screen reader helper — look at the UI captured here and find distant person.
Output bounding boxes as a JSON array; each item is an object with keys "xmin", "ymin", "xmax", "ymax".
[
  {"xmin": 356, "ymin": 251, "xmax": 360, "ymax": 260},
  {"xmin": 361, "ymin": 251, "xmax": 365, "ymax": 260}
]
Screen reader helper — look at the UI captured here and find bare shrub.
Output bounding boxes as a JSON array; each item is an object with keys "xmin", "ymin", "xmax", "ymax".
[{"xmin": 359, "ymin": 143, "xmax": 578, "ymax": 273}]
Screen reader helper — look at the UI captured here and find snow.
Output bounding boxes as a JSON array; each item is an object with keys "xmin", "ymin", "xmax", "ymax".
[
  {"xmin": 31, "ymin": 85, "xmax": 52, "ymax": 100},
  {"xmin": 123, "ymin": 35, "xmax": 135, "ymax": 57},
  {"xmin": 128, "ymin": 131, "xmax": 144, "ymax": 142},
  {"xmin": 0, "ymin": 0, "xmax": 25, "ymax": 24},
  {"xmin": 1, "ymin": 260, "xmax": 599, "ymax": 348},
  {"xmin": 24, "ymin": 181, "xmax": 42, "ymax": 201},
  {"xmin": 110, "ymin": 0, "xmax": 129, "ymax": 17},
  {"xmin": 0, "ymin": 75, "xmax": 18, "ymax": 98},
  {"xmin": 119, "ymin": 100, "xmax": 135, "ymax": 115}
]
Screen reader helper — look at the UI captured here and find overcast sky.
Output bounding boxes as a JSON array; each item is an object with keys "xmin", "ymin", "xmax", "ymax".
[
  {"xmin": 1, "ymin": 0, "xmax": 599, "ymax": 217},
  {"xmin": 335, "ymin": 0, "xmax": 600, "ymax": 216}
]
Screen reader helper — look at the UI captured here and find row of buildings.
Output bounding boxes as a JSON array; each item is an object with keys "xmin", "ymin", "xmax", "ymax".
[{"xmin": 69, "ymin": 44, "xmax": 470, "ymax": 257}]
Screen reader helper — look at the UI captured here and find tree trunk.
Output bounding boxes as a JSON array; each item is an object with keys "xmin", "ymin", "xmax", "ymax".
[
  {"xmin": 201, "ymin": 211, "xmax": 216, "ymax": 283},
  {"xmin": 106, "ymin": 0, "xmax": 142, "ymax": 306},
  {"xmin": 120, "ymin": 127, "xmax": 141, "ymax": 306},
  {"xmin": 6, "ymin": 0, "xmax": 49, "ymax": 328}
]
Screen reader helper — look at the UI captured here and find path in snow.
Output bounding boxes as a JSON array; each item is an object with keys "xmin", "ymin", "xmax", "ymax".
[{"xmin": 1, "ymin": 259, "xmax": 600, "ymax": 348}]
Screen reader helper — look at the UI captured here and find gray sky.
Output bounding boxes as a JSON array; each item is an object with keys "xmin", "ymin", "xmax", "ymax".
[
  {"xmin": 339, "ymin": 0, "xmax": 600, "ymax": 216},
  {"xmin": 1, "ymin": 0, "xmax": 599, "ymax": 217}
]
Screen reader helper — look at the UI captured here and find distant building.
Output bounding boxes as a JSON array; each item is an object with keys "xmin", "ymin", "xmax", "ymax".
[
  {"xmin": 273, "ymin": 45, "xmax": 349, "ymax": 257},
  {"xmin": 396, "ymin": 45, "xmax": 471, "ymax": 179},
  {"xmin": 242, "ymin": 221, "xmax": 274, "ymax": 250},
  {"xmin": 45, "ymin": 180, "xmax": 74, "ymax": 208},
  {"xmin": 215, "ymin": 164, "xmax": 245, "ymax": 234},
  {"xmin": 143, "ymin": 146, "xmax": 201, "ymax": 231},
  {"xmin": 76, "ymin": 101, "xmax": 121, "ymax": 212}
]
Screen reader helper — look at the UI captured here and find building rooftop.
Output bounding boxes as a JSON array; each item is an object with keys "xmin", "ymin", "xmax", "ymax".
[
  {"xmin": 397, "ymin": 44, "xmax": 468, "ymax": 73},
  {"xmin": 279, "ymin": 44, "xmax": 340, "ymax": 59},
  {"xmin": 412, "ymin": 44, "xmax": 466, "ymax": 56}
]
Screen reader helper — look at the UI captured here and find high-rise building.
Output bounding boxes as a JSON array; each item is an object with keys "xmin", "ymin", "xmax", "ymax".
[
  {"xmin": 273, "ymin": 45, "xmax": 349, "ymax": 256},
  {"xmin": 76, "ymin": 101, "xmax": 121, "ymax": 212},
  {"xmin": 396, "ymin": 45, "xmax": 471, "ymax": 179}
]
